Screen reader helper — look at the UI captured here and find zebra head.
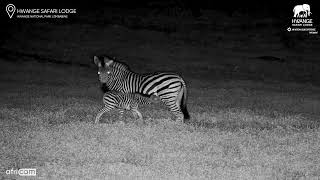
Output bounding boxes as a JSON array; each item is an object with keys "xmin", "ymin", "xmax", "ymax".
[
  {"xmin": 93, "ymin": 55, "xmax": 114, "ymax": 68},
  {"xmin": 93, "ymin": 55, "xmax": 115, "ymax": 83},
  {"xmin": 93, "ymin": 55, "xmax": 130, "ymax": 84}
]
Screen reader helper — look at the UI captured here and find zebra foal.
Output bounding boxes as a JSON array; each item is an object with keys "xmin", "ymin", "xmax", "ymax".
[{"xmin": 95, "ymin": 91, "xmax": 152, "ymax": 124}]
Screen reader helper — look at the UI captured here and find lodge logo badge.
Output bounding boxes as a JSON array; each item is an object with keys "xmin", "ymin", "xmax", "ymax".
[
  {"xmin": 293, "ymin": 4, "xmax": 311, "ymax": 18},
  {"xmin": 287, "ymin": 4, "xmax": 317, "ymax": 35}
]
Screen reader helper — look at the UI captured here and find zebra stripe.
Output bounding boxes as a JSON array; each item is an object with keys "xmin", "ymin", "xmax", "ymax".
[
  {"xmin": 93, "ymin": 55, "xmax": 190, "ymax": 123},
  {"xmin": 95, "ymin": 91, "xmax": 151, "ymax": 123}
]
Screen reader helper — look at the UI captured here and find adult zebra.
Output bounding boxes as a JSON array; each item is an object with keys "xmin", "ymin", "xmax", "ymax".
[{"xmin": 93, "ymin": 55, "xmax": 190, "ymax": 123}]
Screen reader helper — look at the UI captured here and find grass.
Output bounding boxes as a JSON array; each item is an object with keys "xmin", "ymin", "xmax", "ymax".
[
  {"xmin": 1, "ymin": 10, "xmax": 320, "ymax": 179},
  {"xmin": 1, "ymin": 60, "xmax": 320, "ymax": 179}
]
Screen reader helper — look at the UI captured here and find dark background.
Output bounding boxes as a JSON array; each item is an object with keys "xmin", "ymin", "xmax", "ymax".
[
  {"xmin": 0, "ymin": 0, "xmax": 319, "ymax": 84},
  {"xmin": 0, "ymin": 0, "xmax": 316, "ymax": 16}
]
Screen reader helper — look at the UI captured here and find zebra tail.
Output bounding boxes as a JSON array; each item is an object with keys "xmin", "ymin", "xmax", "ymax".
[{"xmin": 181, "ymin": 83, "xmax": 190, "ymax": 120}]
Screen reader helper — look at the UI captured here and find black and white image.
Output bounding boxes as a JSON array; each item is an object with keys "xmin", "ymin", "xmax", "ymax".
[{"xmin": 1, "ymin": 0, "xmax": 319, "ymax": 179}]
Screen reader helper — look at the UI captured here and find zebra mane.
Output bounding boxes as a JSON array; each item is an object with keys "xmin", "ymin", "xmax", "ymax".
[
  {"xmin": 101, "ymin": 55, "xmax": 130, "ymax": 71},
  {"xmin": 110, "ymin": 60, "xmax": 130, "ymax": 71}
]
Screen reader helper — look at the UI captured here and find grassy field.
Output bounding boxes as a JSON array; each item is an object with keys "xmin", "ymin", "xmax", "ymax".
[
  {"xmin": 1, "ymin": 60, "xmax": 320, "ymax": 179},
  {"xmin": 1, "ymin": 10, "xmax": 320, "ymax": 179}
]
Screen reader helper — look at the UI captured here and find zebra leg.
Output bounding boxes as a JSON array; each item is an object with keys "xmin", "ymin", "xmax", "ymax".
[
  {"xmin": 132, "ymin": 108, "xmax": 145, "ymax": 125},
  {"xmin": 172, "ymin": 106, "xmax": 184, "ymax": 123},
  {"xmin": 175, "ymin": 86, "xmax": 185, "ymax": 123},
  {"xmin": 162, "ymin": 99, "xmax": 184, "ymax": 123},
  {"xmin": 131, "ymin": 110, "xmax": 138, "ymax": 119},
  {"xmin": 133, "ymin": 109, "xmax": 143, "ymax": 121},
  {"xmin": 130, "ymin": 104, "xmax": 139, "ymax": 119},
  {"xmin": 118, "ymin": 109, "xmax": 124, "ymax": 120},
  {"xmin": 95, "ymin": 107, "xmax": 111, "ymax": 124}
]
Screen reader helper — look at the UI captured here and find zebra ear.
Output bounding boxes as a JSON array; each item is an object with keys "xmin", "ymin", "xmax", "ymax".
[
  {"xmin": 93, "ymin": 56, "xmax": 101, "ymax": 67},
  {"xmin": 105, "ymin": 60, "xmax": 114, "ymax": 67}
]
